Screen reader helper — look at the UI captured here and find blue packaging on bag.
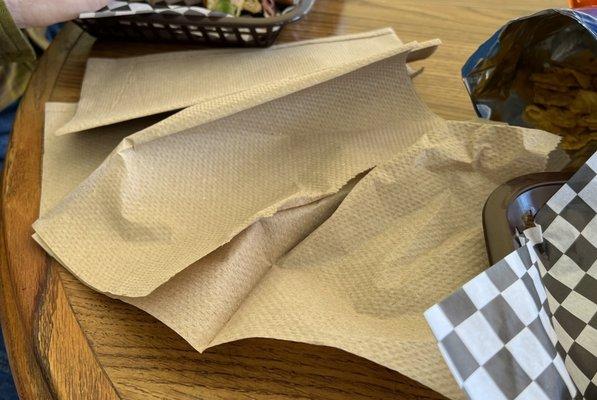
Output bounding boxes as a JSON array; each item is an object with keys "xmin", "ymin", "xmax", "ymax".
[{"xmin": 462, "ymin": 7, "xmax": 597, "ymax": 165}]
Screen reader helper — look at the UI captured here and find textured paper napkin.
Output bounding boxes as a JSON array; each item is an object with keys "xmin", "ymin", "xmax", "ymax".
[
  {"xmin": 34, "ymin": 36, "xmax": 441, "ymax": 297},
  {"xmin": 203, "ymin": 121, "xmax": 559, "ymax": 399},
  {"xmin": 55, "ymin": 28, "xmax": 423, "ymax": 135},
  {"xmin": 39, "ymin": 113, "xmax": 560, "ymax": 400},
  {"xmin": 36, "ymin": 30, "xmax": 563, "ymax": 399},
  {"xmin": 41, "ymin": 100, "xmax": 360, "ymax": 354}
]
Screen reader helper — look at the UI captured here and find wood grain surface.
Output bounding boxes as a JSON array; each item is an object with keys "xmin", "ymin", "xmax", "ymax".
[{"xmin": 1, "ymin": 1, "xmax": 563, "ymax": 399}]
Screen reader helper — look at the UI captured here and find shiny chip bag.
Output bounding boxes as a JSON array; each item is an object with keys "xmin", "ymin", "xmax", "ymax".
[{"xmin": 462, "ymin": 7, "xmax": 597, "ymax": 167}]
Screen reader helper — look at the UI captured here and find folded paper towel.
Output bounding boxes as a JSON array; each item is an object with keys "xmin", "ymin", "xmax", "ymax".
[
  {"xmin": 55, "ymin": 29, "xmax": 426, "ymax": 136},
  {"xmin": 35, "ymin": 29, "xmax": 562, "ymax": 399},
  {"xmin": 35, "ymin": 32, "xmax": 443, "ymax": 297}
]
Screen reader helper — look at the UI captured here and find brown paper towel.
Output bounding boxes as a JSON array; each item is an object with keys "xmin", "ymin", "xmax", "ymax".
[
  {"xmin": 34, "ymin": 37, "xmax": 442, "ymax": 297},
  {"xmin": 41, "ymin": 101, "xmax": 360, "ymax": 354},
  {"xmin": 206, "ymin": 121, "xmax": 559, "ymax": 399},
  {"xmin": 55, "ymin": 28, "xmax": 419, "ymax": 135},
  {"xmin": 36, "ymin": 30, "xmax": 562, "ymax": 399}
]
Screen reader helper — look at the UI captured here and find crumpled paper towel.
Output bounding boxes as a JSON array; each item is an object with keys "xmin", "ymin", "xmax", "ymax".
[
  {"xmin": 34, "ymin": 32, "xmax": 442, "ymax": 297},
  {"xmin": 36, "ymin": 29, "xmax": 563, "ymax": 399}
]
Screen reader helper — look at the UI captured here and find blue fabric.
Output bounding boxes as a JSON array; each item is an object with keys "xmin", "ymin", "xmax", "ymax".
[
  {"xmin": 0, "ymin": 329, "xmax": 17, "ymax": 400},
  {"xmin": 0, "ymin": 22, "xmax": 63, "ymax": 400},
  {"xmin": 0, "ymin": 104, "xmax": 20, "ymax": 400},
  {"xmin": 0, "ymin": 100, "xmax": 19, "ymax": 171},
  {"xmin": 45, "ymin": 23, "xmax": 63, "ymax": 42}
]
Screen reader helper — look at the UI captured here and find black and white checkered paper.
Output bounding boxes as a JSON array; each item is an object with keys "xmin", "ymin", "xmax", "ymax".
[
  {"xmin": 426, "ymin": 236, "xmax": 578, "ymax": 400},
  {"xmin": 79, "ymin": 1, "xmax": 221, "ymax": 19},
  {"xmin": 426, "ymin": 152, "xmax": 597, "ymax": 400},
  {"xmin": 535, "ymin": 154, "xmax": 597, "ymax": 398}
]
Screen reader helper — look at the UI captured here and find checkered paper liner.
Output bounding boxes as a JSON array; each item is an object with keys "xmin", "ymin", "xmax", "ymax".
[
  {"xmin": 426, "ymin": 237, "xmax": 578, "ymax": 400},
  {"xmin": 79, "ymin": 1, "xmax": 221, "ymax": 19},
  {"xmin": 534, "ymin": 153, "xmax": 597, "ymax": 398},
  {"xmin": 426, "ymin": 151, "xmax": 597, "ymax": 400}
]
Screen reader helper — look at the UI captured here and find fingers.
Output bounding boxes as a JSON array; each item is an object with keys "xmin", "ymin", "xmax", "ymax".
[{"xmin": 7, "ymin": 0, "xmax": 113, "ymax": 28}]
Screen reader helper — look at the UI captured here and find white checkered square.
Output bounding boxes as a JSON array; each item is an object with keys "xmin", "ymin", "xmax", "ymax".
[
  {"xmin": 502, "ymin": 279, "xmax": 539, "ymax": 326},
  {"xmin": 506, "ymin": 327, "xmax": 552, "ymax": 379},
  {"xmin": 549, "ymin": 254, "xmax": 587, "ymax": 290},
  {"xmin": 463, "ymin": 273, "xmax": 500, "ymax": 309},
  {"xmin": 455, "ymin": 311, "xmax": 504, "ymax": 365},
  {"xmin": 543, "ymin": 216, "xmax": 580, "ymax": 253},
  {"xmin": 547, "ymin": 184, "xmax": 577, "ymax": 213},
  {"xmin": 582, "ymin": 216, "xmax": 597, "ymax": 250},
  {"xmin": 566, "ymin": 358, "xmax": 590, "ymax": 393},
  {"xmin": 528, "ymin": 266, "xmax": 546, "ymax": 303},
  {"xmin": 505, "ymin": 250, "xmax": 528, "ymax": 278},
  {"xmin": 425, "ymin": 304, "xmax": 453, "ymax": 341},
  {"xmin": 579, "ymin": 179, "xmax": 597, "ymax": 211},
  {"xmin": 588, "ymin": 154, "xmax": 597, "ymax": 170},
  {"xmin": 463, "ymin": 368, "xmax": 507, "ymax": 400},
  {"xmin": 577, "ymin": 325, "xmax": 597, "ymax": 354},
  {"xmin": 561, "ymin": 292, "xmax": 594, "ymax": 323}
]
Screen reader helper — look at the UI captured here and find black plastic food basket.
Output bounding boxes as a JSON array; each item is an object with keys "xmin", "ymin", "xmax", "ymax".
[
  {"xmin": 483, "ymin": 172, "xmax": 573, "ymax": 264},
  {"xmin": 76, "ymin": 0, "xmax": 315, "ymax": 47}
]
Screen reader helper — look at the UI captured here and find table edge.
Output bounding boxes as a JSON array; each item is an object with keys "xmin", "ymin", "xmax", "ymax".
[{"xmin": 0, "ymin": 23, "xmax": 120, "ymax": 400}]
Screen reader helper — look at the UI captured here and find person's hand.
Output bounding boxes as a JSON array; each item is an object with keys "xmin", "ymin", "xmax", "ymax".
[{"xmin": 5, "ymin": 0, "xmax": 111, "ymax": 27}]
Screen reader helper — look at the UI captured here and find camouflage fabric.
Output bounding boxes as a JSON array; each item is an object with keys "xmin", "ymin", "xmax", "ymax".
[{"xmin": 0, "ymin": 1, "xmax": 52, "ymax": 110}]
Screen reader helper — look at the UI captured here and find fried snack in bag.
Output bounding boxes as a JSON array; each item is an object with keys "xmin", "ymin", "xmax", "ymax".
[
  {"xmin": 533, "ymin": 87, "xmax": 576, "ymax": 107},
  {"xmin": 462, "ymin": 7, "xmax": 597, "ymax": 165},
  {"xmin": 571, "ymin": 90, "xmax": 597, "ymax": 114}
]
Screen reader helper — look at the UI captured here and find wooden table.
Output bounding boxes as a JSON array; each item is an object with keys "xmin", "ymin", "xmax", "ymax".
[{"xmin": 0, "ymin": 1, "xmax": 562, "ymax": 399}]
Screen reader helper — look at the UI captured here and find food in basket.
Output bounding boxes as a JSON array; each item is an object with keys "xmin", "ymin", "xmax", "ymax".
[
  {"xmin": 77, "ymin": 0, "xmax": 308, "ymax": 47},
  {"xmin": 195, "ymin": 0, "xmax": 292, "ymax": 16},
  {"xmin": 522, "ymin": 64, "xmax": 597, "ymax": 150},
  {"xmin": 82, "ymin": 0, "xmax": 298, "ymax": 19}
]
